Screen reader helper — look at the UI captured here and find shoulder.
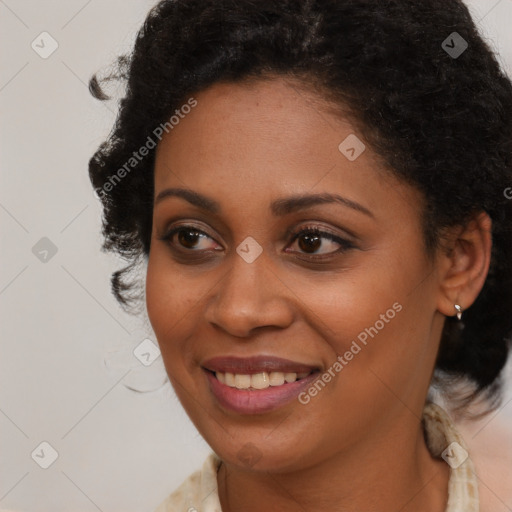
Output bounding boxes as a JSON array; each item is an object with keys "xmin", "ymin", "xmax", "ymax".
[
  {"xmin": 153, "ymin": 452, "xmax": 222, "ymax": 512},
  {"xmin": 456, "ymin": 414, "xmax": 512, "ymax": 512}
]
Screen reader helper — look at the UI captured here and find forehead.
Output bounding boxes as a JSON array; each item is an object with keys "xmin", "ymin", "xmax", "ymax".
[
  {"xmin": 152, "ymin": 77, "xmax": 419, "ymax": 221},
  {"xmin": 155, "ymin": 79, "xmax": 381, "ymax": 175},
  {"xmin": 155, "ymin": 78, "xmax": 340, "ymax": 169}
]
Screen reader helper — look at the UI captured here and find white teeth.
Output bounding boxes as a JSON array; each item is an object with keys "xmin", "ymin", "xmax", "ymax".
[
  {"xmin": 234, "ymin": 374, "xmax": 251, "ymax": 389},
  {"xmin": 214, "ymin": 370, "xmax": 311, "ymax": 389},
  {"xmin": 251, "ymin": 372, "xmax": 270, "ymax": 389},
  {"xmin": 269, "ymin": 372, "xmax": 285, "ymax": 386},
  {"xmin": 224, "ymin": 372, "xmax": 235, "ymax": 386}
]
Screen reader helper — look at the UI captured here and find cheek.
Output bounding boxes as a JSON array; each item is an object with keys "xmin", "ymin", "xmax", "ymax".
[
  {"xmin": 146, "ymin": 248, "xmax": 204, "ymax": 327},
  {"xmin": 291, "ymin": 265, "xmax": 405, "ymax": 350},
  {"xmin": 145, "ymin": 253, "xmax": 199, "ymax": 364},
  {"xmin": 296, "ymin": 249, "xmax": 434, "ymax": 390},
  {"xmin": 145, "ymin": 255, "xmax": 174, "ymax": 335}
]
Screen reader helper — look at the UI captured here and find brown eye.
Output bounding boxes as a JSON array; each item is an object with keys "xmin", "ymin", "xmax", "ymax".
[
  {"xmin": 177, "ymin": 228, "xmax": 203, "ymax": 249},
  {"xmin": 160, "ymin": 226, "xmax": 221, "ymax": 252},
  {"xmin": 288, "ymin": 227, "xmax": 354, "ymax": 257},
  {"xmin": 297, "ymin": 232, "xmax": 322, "ymax": 253}
]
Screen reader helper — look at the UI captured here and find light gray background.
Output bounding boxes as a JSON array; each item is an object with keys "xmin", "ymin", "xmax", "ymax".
[{"xmin": 1, "ymin": 1, "xmax": 511, "ymax": 511}]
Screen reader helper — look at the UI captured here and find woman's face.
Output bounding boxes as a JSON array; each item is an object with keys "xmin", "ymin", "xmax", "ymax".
[{"xmin": 146, "ymin": 78, "xmax": 447, "ymax": 472}]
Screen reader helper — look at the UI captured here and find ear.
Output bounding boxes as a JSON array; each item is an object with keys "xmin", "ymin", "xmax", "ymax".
[{"xmin": 436, "ymin": 211, "xmax": 492, "ymax": 318}]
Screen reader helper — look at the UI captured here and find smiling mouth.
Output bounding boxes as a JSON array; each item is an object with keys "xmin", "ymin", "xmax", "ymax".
[{"xmin": 207, "ymin": 370, "xmax": 315, "ymax": 390}]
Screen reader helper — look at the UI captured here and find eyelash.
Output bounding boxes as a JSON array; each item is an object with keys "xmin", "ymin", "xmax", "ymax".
[
  {"xmin": 287, "ymin": 225, "xmax": 355, "ymax": 256},
  {"xmin": 158, "ymin": 223, "xmax": 355, "ymax": 261}
]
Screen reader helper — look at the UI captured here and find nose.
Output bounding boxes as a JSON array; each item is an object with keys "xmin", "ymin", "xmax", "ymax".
[{"xmin": 204, "ymin": 251, "xmax": 295, "ymax": 338}]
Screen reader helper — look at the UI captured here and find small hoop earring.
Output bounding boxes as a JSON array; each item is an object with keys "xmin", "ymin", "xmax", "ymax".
[{"xmin": 454, "ymin": 304, "xmax": 463, "ymax": 321}]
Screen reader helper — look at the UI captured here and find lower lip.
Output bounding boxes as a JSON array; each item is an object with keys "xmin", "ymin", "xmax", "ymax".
[{"xmin": 204, "ymin": 369, "xmax": 320, "ymax": 414}]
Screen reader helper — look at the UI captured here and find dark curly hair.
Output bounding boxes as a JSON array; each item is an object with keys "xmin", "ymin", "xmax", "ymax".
[{"xmin": 89, "ymin": 0, "xmax": 512, "ymax": 413}]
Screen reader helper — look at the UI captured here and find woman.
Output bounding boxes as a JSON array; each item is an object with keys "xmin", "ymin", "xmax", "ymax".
[{"xmin": 89, "ymin": 1, "xmax": 512, "ymax": 510}]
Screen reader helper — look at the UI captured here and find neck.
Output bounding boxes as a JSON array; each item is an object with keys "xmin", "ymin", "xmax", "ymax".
[{"xmin": 217, "ymin": 410, "xmax": 450, "ymax": 512}]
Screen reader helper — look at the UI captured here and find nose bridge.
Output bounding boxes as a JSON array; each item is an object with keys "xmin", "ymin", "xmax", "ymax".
[{"xmin": 205, "ymin": 250, "xmax": 294, "ymax": 337}]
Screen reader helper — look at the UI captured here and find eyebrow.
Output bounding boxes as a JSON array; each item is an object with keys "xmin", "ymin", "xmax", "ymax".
[{"xmin": 154, "ymin": 187, "xmax": 374, "ymax": 218}]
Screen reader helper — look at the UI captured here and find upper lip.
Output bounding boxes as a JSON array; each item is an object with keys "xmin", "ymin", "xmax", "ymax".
[{"xmin": 202, "ymin": 355, "xmax": 320, "ymax": 375}]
